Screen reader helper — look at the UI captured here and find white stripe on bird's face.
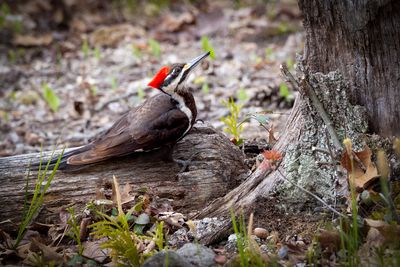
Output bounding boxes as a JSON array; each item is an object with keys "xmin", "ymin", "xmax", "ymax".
[{"xmin": 162, "ymin": 64, "xmax": 189, "ymax": 94}]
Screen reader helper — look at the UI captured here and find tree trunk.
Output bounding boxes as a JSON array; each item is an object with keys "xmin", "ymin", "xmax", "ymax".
[
  {"xmin": 0, "ymin": 124, "xmax": 248, "ymax": 233},
  {"xmin": 195, "ymin": 0, "xmax": 399, "ymax": 244},
  {"xmin": 298, "ymin": 0, "xmax": 400, "ymax": 137}
]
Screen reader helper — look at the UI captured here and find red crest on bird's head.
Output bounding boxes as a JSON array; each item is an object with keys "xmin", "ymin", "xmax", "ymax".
[{"xmin": 148, "ymin": 66, "xmax": 170, "ymax": 89}]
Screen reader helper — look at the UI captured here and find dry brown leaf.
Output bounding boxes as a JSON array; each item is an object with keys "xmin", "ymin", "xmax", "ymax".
[
  {"xmin": 83, "ymin": 240, "xmax": 109, "ymax": 263},
  {"xmin": 24, "ymin": 238, "xmax": 64, "ymax": 265},
  {"xmin": 364, "ymin": 219, "xmax": 400, "ymax": 245},
  {"xmin": 340, "ymin": 145, "xmax": 379, "ymax": 190},
  {"xmin": 160, "ymin": 12, "xmax": 195, "ymax": 32},
  {"xmin": 13, "ymin": 34, "xmax": 53, "ymax": 46},
  {"xmin": 120, "ymin": 183, "xmax": 136, "ymax": 205},
  {"xmin": 89, "ymin": 24, "xmax": 146, "ymax": 47},
  {"xmin": 268, "ymin": 124, "xmax": 278, "ymax": 145},
  {"xmin": 316, "ymin": 229, "xmax": 341, "ymax": 253}
]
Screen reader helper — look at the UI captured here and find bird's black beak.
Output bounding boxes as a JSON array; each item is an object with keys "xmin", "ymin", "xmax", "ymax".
[{"xmin": 179, "ymin": 51, "xmax": 210, "ymax": 84}]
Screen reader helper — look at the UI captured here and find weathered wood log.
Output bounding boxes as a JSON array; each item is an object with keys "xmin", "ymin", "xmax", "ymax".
[{"xmin": 0, "ymin": 124, "xmax": 249, "ymax": 232}]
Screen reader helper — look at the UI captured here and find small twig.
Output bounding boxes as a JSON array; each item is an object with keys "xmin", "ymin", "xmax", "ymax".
[
  {"xmin": 351, "ymin": 151, "xmax": 367, "ymax": 172},
  {"xmin": 280, "ymin": 63, "xmax": 342, "ymax": 150},
  {"xmin": 277, "ymin": 169, "xmax": 347, "ymax": 219},
  {"xmin": 280, "ymin": 63, "xmax": 301, "ymax": 89},
  {"xmin": 324, "ymin": 129, "xmax": 336, "ymax": 163},
  {"xmin": 301, "ymin": 78, "xmax": 342, "ymax": 149}
]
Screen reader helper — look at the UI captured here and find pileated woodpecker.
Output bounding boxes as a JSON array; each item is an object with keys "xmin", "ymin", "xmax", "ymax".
[{"xmin": 55, "ymin": 51, "xmax": 210, "ymax": 170}]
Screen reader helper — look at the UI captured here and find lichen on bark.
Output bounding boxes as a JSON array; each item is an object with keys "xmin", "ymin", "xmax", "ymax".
[{"xmin": 276, "ymin": 58, "xmax": 369, "ymax": 211}]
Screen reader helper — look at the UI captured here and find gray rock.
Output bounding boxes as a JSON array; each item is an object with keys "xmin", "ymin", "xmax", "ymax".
[
  {"xmin": 177, "ymin": 243, "xmax": 216, "ymax": 267},
  {"xmin": 190, "ymin": 217, "xmax": 225, "ymax": 241},
  {"xmin": 225, "ymin": 234, "xmax": 238, "ymax": 252},
  {"xmin": 142, "ymin": 251, "xmax": 194, "ymax": 267},
  {"xmin": 168, "ymin": 228, "xmax": 191, "ymax": 248}
]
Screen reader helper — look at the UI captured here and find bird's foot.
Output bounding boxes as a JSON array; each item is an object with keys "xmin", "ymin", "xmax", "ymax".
[
  {"xmin": 174, "ymin": 152, "xmax": 200, "ymax": 172},
  {"xmin": 174, "ymin": 159, "xmax": 190, "ymax": 172}
]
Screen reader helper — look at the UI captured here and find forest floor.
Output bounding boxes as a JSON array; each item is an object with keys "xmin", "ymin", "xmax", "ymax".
[{"xmin": 1, "ymin": 1, "xmax": 398, "ymax": 266}]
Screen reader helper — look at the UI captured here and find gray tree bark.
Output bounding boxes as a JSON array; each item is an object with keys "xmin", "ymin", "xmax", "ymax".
[{"xmin": 298, "ymin": 0, "xmax": 400, "ymax": 137}]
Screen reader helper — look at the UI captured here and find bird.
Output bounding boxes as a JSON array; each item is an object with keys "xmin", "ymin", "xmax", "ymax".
[{"xmin": 52, "ymin": 51, "xmax": 210, "ymax": 170}]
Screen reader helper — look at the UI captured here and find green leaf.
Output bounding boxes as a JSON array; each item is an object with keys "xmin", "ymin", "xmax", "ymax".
[
  {"xmin": 132, "ymin": 45, "xmax": 142, "ymax": 58},
  {"xmin": 133, "ymin": 224, "xmax": 145, "ymax": 235},
  {"xmin": 253, "ymin": 114, "xmax": 269, "ymax": 125},
  {"xmin": 236, "ymin": 88, "xmax": 248, "ymax": 102},
  {"xmin": 265, "ymin": 47, "xmax": 274, "ymax": 61},
  {"xmin": 279, "ymin": 83, "xmax": 291, "ymax": 100},
  {"xmin": 201, "ymin": 36, "xmax": 215, "ymax": 59},
  {"xmin": 135, "ymin": 213, "xmax": 150, "ymax": 225},
  {"xmin": 137, "ymin": 87, "xmax": 145, "ymax": 100},
  {"xmin": 202, "ymin": 82, "xmax": 209, "ymax": 95},
  {"xmin": 111, "ymin": 77, "xmax": 118, "ymax": 91},
  {"xmin": 82, "ymin": 39, "xmax": 90, "ymax": 58},
  {"xmin": 148, "ymin": 39, "xmax": 161, "ymax": 57},
  {"xmin": 111, "ymin": 207, "xmax": 118, "ymax": 216},
  {"xmin": 42, "ymin": 83, "xmax": 60, "ymax": 112},
  {"xmin": 94, "ymin": 46, "xmax": 101, "ymax": 60}
]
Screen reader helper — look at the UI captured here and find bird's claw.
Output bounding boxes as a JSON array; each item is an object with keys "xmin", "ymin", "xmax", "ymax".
[{"xmin": 174, "ymin": 151, "xmax": 201, "ymax": 172}]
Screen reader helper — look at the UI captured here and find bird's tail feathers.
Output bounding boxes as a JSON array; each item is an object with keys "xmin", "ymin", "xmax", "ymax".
[{"xmin": 32, "ymin": 146, "xmax": 91, "ymax": 171}]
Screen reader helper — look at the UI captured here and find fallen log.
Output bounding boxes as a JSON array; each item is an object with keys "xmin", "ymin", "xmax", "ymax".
[{"xmin": 0, "ymin": 124, "xmax": 249, "ymax": 233}]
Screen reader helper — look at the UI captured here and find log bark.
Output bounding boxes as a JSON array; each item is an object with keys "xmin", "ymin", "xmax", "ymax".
[
  {"xmin": 298, "ymin": 0, "xmax": 400, "ymax": 137},
  {"xmin": 0, "ymin": 124, "xmax": 248, "ymax": 233}
]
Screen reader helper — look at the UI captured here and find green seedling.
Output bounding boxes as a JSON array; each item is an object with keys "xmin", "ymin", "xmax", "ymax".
[
  {"xmin": 230, "ymin": 211, "xmax": 269, "ymax": 267},
  {"xmin": 148, "ymin": 39, "xmax": 161, "ymax": 58},
  {"xmin": 66, "ymin": 207, "xmax": 84, "ymax": 255},
  {"xmin": 94, "ymin": 46, "xmax": 101, "ymax": 60},
  {"xmin": 42, "ymin": 83, "xmax": 60, "ymax": 112},
  {"xmin": 201, "ymin": 36, "xmax": 215, "ymax": 59},
  {"xmin": 82, "ymin": 39, "xmax": 90, "ymax": 58},
  {"xmin": 236, "ymin": 88, "xmax": 249, "ymax": 103},
  {"xmin": 132, "ymin": 45, "xmax": 142, "ymax": 58},
  {"xmin": 265, "ymin": 47, "xmax": 275, "ymax": 62},
  {"xmin": 15, "ymin": 147, "xmax": 64, "ymax": 248},
  {"xmin": 137, "ymin": 87, "xmax": 145, "ymax": 101},
  {"xmin": 279, "ymin": 83, "xmax": 292, "ymax": 102},
  {"xmin": 111, "ymin": 77, "xmax": 118, "ymax": 91},
  {"xmin": 221, "ymin": 97, "xmax": 244, "ymax": 145},
  {"xmin": 202, "ymin": 82, "xmax": 209, "ymax": 95}
]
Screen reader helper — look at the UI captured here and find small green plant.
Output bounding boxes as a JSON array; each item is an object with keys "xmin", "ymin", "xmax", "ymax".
[
  {"xmin": 236, "ymin": 88, "xmax": 248, "ymax": 103},
  {"xmin": 94, "ymin": 46, "xmax": 101, "ymax": 60},
  {"xmin": 279, "ymin": 83, "xmax": 292, "ymax": 102},
  {"xmin": 201, "ymin": 82, "xmax": 209, "ymax": 95},
  {"xmin": 339, "ymin": 139, "xmax": 361, "ymax": 267},
  {"xmin": 148, "ymin": 39, "xmax": 161, "ymax": 58},
  {"xmin": 42, "ymin": 83, "xmax": 60, "ymax": 112},
  {"xmin": 89, "ymin": 176, "xmax": 165, "ymax": 267},
  {"xmin": 90, "ymin": 85, "xmax": 98, "ymax": 96},
  {"xmin": 201, "ymin": 36, "xmax": 215, "ymax": 59},
  {"xmin": 7, "ymin": 49, "xmax": 16, "ymax": 64},
  {"xmin": 111, "ymin": 77, "xmax": 118, "ymax": 91},
  {"xmin": 137, "ymin": 87, "xmax": 145, "ymax": 100},
  {"xmin": 265, "ymin": 47, "xmax": 275, "ymax": 62},
  {"xmin": 66, "ymin": 207, "xmax": 84, "ymax": 255},
  {"xmin": 230, "ymin": 211, "xmax": 269, "ymax": 267},
  {"xmin": 82, "ymin": 39, "xmax": 90, "ymax": 58},
  {"xmin": 221, "ymin": 97, "xmax": 244, "ymax": 145},
  {"xmin": 132, "ymin": 45, "xmax": 142, "ymax": 58},
  {"xmin": 0, "ymin": 3, "xmax": 10, "ymax": 28},
  {"xmin": 15, "ymin": 147, "xmax": 65, "ymax": 248}
]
